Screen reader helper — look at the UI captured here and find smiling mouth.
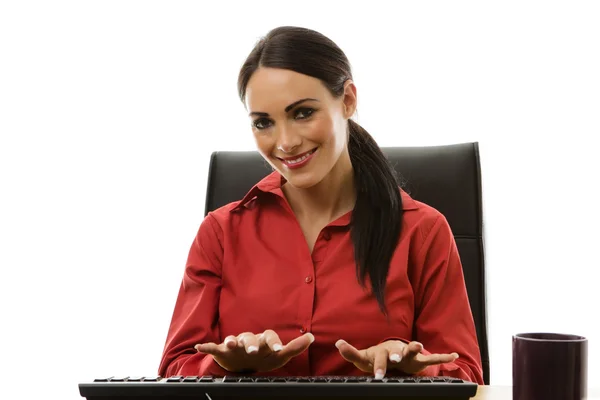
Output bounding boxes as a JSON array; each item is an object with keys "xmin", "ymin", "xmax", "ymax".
[{"xmin": 277, "ymin": 147, "xmax": 318, "ymax": 168}]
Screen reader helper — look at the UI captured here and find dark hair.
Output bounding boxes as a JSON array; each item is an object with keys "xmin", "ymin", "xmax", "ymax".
[{"xmin": 237, "ymin": 26, "xmax": 403, "ymax": 315}]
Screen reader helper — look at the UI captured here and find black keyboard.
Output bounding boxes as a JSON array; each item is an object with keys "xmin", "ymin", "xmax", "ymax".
[{"xmin": 79, "ymin": 375, "xmax": 479, "ymax": 399}]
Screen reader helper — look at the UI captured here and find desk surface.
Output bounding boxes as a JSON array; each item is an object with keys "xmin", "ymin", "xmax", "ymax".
[{"xmin": 475, "ymin": 386, "xmax": 600, "ymax": 399}]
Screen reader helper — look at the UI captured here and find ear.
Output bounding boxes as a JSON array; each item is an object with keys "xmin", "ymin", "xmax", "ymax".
[{"xmin": 342, "ymin": 80, "xmax": 357, "ymax": 119}]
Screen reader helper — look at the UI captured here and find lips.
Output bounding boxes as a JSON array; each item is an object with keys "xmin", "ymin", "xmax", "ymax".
[{"xmin": 277, "ymin": 147, "xmax": 318, "ymax": 169}]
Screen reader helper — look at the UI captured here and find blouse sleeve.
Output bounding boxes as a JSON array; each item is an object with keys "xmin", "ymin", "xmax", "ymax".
[
  {"xmin": 408, "ymin": 213, "xmax": 484, "ymax": 384},
  {"xmin": 157, "ymin": 214, "xmax": 232, "ymax": 377}
]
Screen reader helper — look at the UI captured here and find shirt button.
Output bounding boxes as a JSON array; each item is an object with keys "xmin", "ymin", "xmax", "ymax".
[
  {"xmin": 323, "ymin": 231, "xmax": 332, "ymax": 241},
  {"xmin": 305, "ymin": 276, "xmax": 313, "ymax": 284},
  {"xmin": 300, "ymin": 327, "xmax": 307, "ymax": 334}
]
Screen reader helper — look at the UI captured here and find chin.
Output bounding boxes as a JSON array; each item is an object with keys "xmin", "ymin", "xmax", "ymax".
[{"xmin": 279, "ymin": 170, "xmax": 323, "ymax": 189}]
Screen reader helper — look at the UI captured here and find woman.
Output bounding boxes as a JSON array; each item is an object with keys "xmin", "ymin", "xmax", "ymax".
[{"xmin": 158, "ymin": 26, "xmax": 483, "ymax": 384}]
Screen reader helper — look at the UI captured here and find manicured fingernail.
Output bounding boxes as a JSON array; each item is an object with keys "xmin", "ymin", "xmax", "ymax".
[
  {"xmin": 224, "ymin": 338, "xmax": 235, "ymax": 346},
  {"xmin": 390, "ymin": 353, "xmax": 401, "ymax": 363},
  {"xmin": 247, "ymin": 346, "xmax": 258, "ymax": 354},
  {"xmin": 307, "ymin": 333, "xmax": 315, "ymax": 343},
  {"xmin": 273, "ymin": 344, "xmax": 283, "ymax": 352},
  {"xmin": 375, "ymin": 370, "xmax": 384, "ymax": 380}
]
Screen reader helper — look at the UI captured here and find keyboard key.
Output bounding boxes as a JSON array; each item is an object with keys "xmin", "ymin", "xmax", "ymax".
[
  {"xmin": 142, "ymin": 376, "xmax": 160, "ymax": 382},
  {"xmin": 239, "ymin": 378, "xmax": 254, "ymax": 382},
  {"xmin": 126, "ymin": 377, "xmax": 143, "ymax": 382},
  {"xmin": 167, "ymin": 376, "xmax": 183, "ymax": 382},
  {"xmin": 109, "ymin": 377, "xmax": 128, "ymax": 382},
  {"xmin": 255, "ymin": 377, "xmax": 270, "ymax": 382},
  {"xmin": 223, "ymin": 376, "xmax": 240, "ymax": 382},
  {"xmin": 93, "ymin": 378, "xmax": 109, "ymax": 382},
  {"xmin": 183, "ymin": 376, "xmax": 199, "ymax": 382}
]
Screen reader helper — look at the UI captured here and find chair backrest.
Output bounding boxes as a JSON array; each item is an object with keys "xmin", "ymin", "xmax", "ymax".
[{"xmin": 204, "ymin": 142, "xmax": 489, "ymax": 384}]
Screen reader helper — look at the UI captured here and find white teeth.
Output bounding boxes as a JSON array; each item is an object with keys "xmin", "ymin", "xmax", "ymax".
[{"xmin": 285, "ymin": 149, "xmax": 314, "ymax": 164}]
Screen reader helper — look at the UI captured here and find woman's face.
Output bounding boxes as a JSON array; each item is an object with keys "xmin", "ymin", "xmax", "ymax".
[{"xmin": 245, "ymin": 67, "xmax": 356, "ymax": 189}]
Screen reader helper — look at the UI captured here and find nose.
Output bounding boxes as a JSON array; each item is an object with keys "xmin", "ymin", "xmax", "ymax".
[{"xmin": 276, "ymin": 124, "xmax": 302, "ymax": 154}]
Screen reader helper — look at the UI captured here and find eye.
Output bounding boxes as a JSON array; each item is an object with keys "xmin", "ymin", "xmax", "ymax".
[
  {"xmin": 252, "ymin": 118, "xmax": 273, "ymax": 130},
  {"xmin": 294, "ymin": 107, "xmax": 315, "ymax": 120}
]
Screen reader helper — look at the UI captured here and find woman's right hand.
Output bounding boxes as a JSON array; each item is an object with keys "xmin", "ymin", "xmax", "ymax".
[{"xmin": 194, "ymin": 330, "xmax": 315, "ymax": 373}]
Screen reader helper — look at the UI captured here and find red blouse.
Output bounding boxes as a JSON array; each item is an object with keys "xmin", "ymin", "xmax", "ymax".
[{"xmin": 158, "ymin": 171, "xmax": 484, "ymax": 384}]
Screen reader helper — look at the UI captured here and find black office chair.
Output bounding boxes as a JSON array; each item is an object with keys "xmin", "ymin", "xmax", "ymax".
[{"xmin": 203, "ymin": 142, "xmax": 490, "ymax": 384}]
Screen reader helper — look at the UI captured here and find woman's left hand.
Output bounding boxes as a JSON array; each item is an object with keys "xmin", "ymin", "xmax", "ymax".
[{"xmin": 335, "ymin": 339, "xmax": 459, "ymax": 379}]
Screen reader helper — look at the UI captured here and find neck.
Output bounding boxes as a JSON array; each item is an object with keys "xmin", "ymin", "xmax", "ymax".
[{"xmin": 282, "ymin": 149, "xmax": 356, "ymax": 223}]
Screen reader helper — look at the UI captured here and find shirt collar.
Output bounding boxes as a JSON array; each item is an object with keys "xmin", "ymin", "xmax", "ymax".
[
  {"xmin": 230, "ymin": 171, "xmax": 285, "ymax": 213},
  {"xmin": 231, "ymin": 171, "xmax": 419, "ymax": 216}
]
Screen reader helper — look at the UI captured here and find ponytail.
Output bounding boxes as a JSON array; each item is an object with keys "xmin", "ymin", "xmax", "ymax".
[
  {"xmin": 348, "ymin": 119, "xmax": 403, "ymax": 316},
  {"xmin": 236, "ymin": 26, "xmax": 403, "ymax": 316}
]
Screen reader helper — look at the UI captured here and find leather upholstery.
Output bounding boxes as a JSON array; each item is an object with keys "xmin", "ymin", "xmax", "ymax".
[{"xmin": 203, "ymin": 142, "xmax": 490, "ymax": 384}]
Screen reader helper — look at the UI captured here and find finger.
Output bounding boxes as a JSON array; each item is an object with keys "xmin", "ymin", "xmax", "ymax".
[
  {"xmin": 194, "ymin": 342, "xmax": 220, "ymax": 355},
  {"xmin": 223, "ymin": 335, "xmax": 237, "ymax": 350},
  {"xmin": 278, "ymin": 333, "xmax": 315, "ymax": 359},
  {"xmin": 402, "ymin": 341, "xmax": 423, "ymax": 360},
  {"xmin": 335, "ymin": 339, "xmax": 368, "ymax": 366},
  {"xmin": 388, "ymin": 343, "xmax": 405, "ymax": 364},
  {"xmin": 418, "ymin": 352, "xmax": 459, "ymax": 366},
  {"xmin": 262, "ymin": 329, "xmax": 283, "ymax": 352},
  {"xmin": 238, "ymin": 332, "xmax": 260, "ymax": 354},
  {"xmin": 389, "ymin": 351, "xmax": 402, "ymax": 364},
  {"xmin": 372, "ymin": 348, "xmax": 389, "ymax": 380}
]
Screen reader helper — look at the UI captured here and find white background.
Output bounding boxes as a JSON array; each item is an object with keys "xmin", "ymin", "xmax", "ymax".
[{"xmin": 1, "ymin": 1, "xmax": 599, "ymax": 399}]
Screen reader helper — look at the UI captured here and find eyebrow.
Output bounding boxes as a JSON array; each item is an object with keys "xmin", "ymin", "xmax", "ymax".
[{"xmin": 249, "ymin": 98, "xmax": 319, "ymax": 117}]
